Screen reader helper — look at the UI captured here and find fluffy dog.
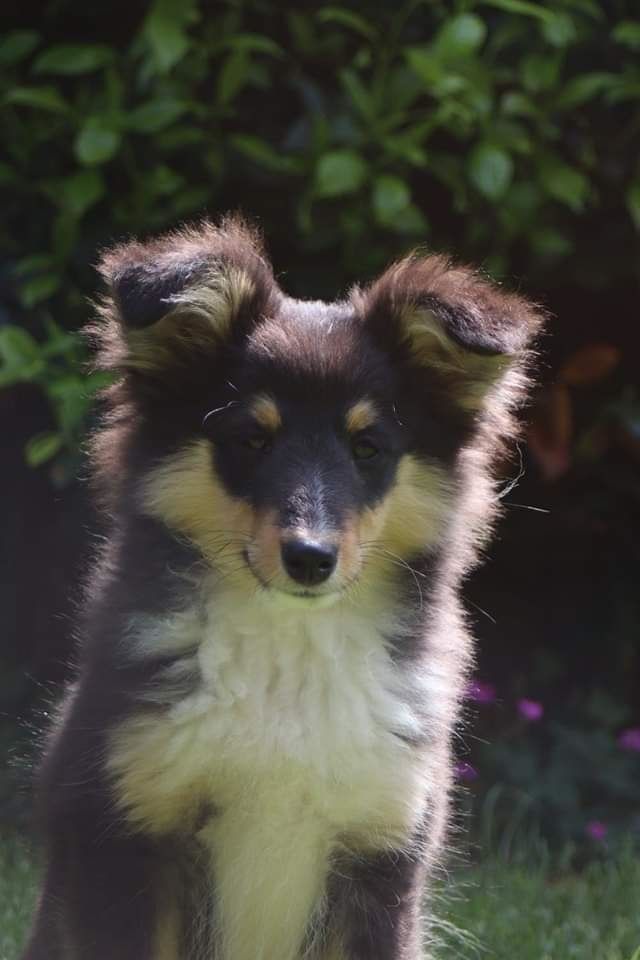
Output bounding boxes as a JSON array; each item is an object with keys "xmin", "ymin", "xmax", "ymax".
[{"xmin": 23, "ymin": 217, "xmax": 543, "ymax": 959}]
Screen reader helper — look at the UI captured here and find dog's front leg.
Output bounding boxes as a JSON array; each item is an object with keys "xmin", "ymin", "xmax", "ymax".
[
  {"xmin": 327, "ymin": 847, "xmax": 427, "ymax": 960},
  {"xmin": 21, "ymin": 829, "xmax": 169, "ymax": 960}
]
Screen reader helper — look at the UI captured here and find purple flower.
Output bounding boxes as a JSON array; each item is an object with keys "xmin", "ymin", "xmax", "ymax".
[
  {"xmin": 585, "ymin": 820, "xmax": 608, "ymax": 841},
  {"xmin": 466, "ymin": 681, "xmax": 496, "ymax": 704},
  {"xmin": 618, "ymin": 727, "xmax": 640, "ymax": 752},
  {"xmin": 454, "ymin": 761, "xmax": 479, "ymax": 782},
  {"xmin": 517, "ymin": 698, "xmax": 544, "ymax": 721}
]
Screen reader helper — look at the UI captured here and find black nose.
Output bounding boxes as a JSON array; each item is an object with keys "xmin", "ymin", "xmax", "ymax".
[{"xmin": 281, "ymin": 539, "xmax": 338, "ymax": 586}]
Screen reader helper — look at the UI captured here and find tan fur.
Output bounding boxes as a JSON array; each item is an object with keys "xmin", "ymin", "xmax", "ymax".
[
  {"xmin": 401, "ymin": 306, "xmax": 508, "ymax": 410},
  {"xmin": 108, "ymin": 711, "xmax": 211, "ymax": 835},
  {"xmin": 141, "ymin": 439, "xmax": 254, "ymax": 581},
  {"xmin": 345, "ymin": 398, "xmax": 378, "ymax": 433},
  {"xmin": 124, "ymin": 267, "xmax": 255, "ymax": 375},
  {"xmin": 359, "ymin": 455, "xmax": 452, "ymax": 562},
  {"xmin": 153, "ymin": 882, "xmax": 182, "ymax": 960},
  {"xmin": 250, "ymin": 393, "xmax": 282, "ymax": 432},
  {"xmin": 246, "ymin": 508, "xmax": 284, "ymax": 586}
]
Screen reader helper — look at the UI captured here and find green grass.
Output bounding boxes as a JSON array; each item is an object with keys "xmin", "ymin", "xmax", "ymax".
[
  {"xmin": 0, "ymin": 837, "xmax": 37, "ymax": 960},
  {"xmin": 431, "ymin": 847, "xmax": 640, "ymax": 959},
  {"xmin": 1, "ymin": 835, "xmax": 639, "ymax": 960}
]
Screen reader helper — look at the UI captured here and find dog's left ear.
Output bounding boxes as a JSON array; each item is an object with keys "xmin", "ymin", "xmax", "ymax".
[
  {"xmin": 356, "ymin": 254, "xmax": 544, "ymax": 409},
  {"xmin": 91, "ymin": 216, "xmax": 278, "ymax": 379}
]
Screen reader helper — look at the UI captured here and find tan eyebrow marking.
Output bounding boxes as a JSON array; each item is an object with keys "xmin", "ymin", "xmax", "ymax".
[
  {"xmin": 250, "ymin": 394, "xmax": 282, "ymax": 431},
  {"xmin": 345, "ymin": 399, "xmax": 378, "ymax": 433}
]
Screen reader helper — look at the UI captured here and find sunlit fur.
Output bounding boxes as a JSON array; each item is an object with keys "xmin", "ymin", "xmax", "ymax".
[
  {"xmin": 345, "ymin": 398, "xmax": 378, "ymax": 433},
  {"xmin": 23, "ymin": 216, "xmax": 544, "ymax": 960},
  {"xmin": 249, "ymin": 393, "xmax": 282, "ymax": 432}
]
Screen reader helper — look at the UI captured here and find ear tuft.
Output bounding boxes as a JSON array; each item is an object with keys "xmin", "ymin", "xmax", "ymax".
[
  {"xmin": 356, "ymin": 254, "xmax": 545, "ymax": 409},
  {"xmin": 90, "ymin": 216, "xmax": 278, "ymax": 376}
]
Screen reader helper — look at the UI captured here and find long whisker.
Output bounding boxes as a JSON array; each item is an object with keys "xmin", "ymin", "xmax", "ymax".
[{"xmin": 363, "ymin": 544, "xmax": 425, "ymax": 610}]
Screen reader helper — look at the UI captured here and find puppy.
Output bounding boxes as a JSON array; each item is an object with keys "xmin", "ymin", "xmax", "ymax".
[{"xmin": 23, "ymin": 217, "xmax": 543, "ymax": 959}]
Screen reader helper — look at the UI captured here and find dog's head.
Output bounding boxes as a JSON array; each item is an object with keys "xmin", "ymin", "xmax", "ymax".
[{"xmin": 92, "ymin": 217, "xmax": 543, "ymax": 604}]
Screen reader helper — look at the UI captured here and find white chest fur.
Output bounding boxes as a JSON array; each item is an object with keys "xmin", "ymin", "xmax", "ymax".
[{"xmin": 110, "ymin": 588, "xmax": 435, "ymax": 960}]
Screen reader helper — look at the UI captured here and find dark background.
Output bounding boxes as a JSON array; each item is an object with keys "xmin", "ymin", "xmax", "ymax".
[{"xmin": 1, "ymin": 0, "xmax": 639, "ymax": 852}]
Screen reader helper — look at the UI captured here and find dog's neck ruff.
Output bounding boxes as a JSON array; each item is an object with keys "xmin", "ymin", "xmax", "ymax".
[{"xmin": 109, "ymin": 574, "xmax": 445, "ymax": 960}]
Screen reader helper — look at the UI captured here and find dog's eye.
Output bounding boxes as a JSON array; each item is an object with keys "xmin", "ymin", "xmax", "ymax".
[
  {"xmin": 351, "ymin": 437, "xmax": 379, "ymax": 461},
  {"xmin": 243, "ymin": 433, "xmax": 272, "ymax": 453}
]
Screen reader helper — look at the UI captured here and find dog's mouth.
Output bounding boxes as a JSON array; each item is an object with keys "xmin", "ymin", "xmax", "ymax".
[
  {"xmin": 266, "ymin": 588, "xmax": 344, "ymax": 609},
  {"xmin": 241, "ymin": 548, "xmax": 349, "ymax": 605}
]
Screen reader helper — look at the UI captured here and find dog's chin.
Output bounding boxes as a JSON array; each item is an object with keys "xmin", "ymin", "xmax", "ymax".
[
  {"xmin": 265, "ymin": 588, "xmax": 343, "ymax": 610},
  {"xmin": 244, "ymin": 565, "xmax": 344, "ymax": 609}
]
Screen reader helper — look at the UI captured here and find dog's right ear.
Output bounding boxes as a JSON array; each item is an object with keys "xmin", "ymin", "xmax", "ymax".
[
  {"xmin": 91, "ymin": 216, "xmax": 278, "ymax": 377},
  {"xmin": 356, "ymin": 253, "xmax": 544, "ymax": 411}
]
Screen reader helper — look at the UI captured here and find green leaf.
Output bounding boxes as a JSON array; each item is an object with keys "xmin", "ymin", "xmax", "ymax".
[
  {"xmin": 148, "ymin": 164, "xmax": 185, "ymax": 196},
  {"xmin": 170, "ymin": 186, "xmax": 211, "ymax": 218},
  {"xmin": 501, "ymin": 92, "xmax": 537, "ymax": 116},
  {"xmin": 605, "ymin": 75, "xmax": 640, "ymax": 105},
  {"xmin": 556, "ymin": 72, "xmax": 616, "ymax": 109},
  {"xmin": 392, "ymin": 204, "xmax": 429, "ymax": 235},
  {"xmin": 217, "ymin": 50, "xmax": 250, "ymax": 106},
  {"xmin": 405, "ymin": 47, "xmax": 442, "ymax": 87},
  {"xmin": 435, "ymin": 14, "xmax": 487, "ymax": 55},
  {"xmin": 539, "ymin": 159, "xmax": 589, "ymax": 212},
  {"xmin": 14, "ymin": 253, "xmax": 55, "ymax": 277},
  {"xmin": 315, "ymin": 150, "xmax": 367, "ymax": 198},
  {"xmin": 522, "ymin": 53, "xmax": 561, "ymax": 92},
  {"xmin": 86, "ymin": 370, "xmax": 116, "ymax": 394},
  {"xmin": 340, "ymin": 68, "xmax": 374, "ymax": 121},
  {"xmin": 25, "ymin": 432, "xmax": 63, "ymax": 467},
  {"xmin": 0, "ymin": 326, "xmax": 43, "ymax": 381},
  {"xmin": 542, "ymin": 11, "xmax": 578, "ymax": 47},
  {"xmin": 541, "ymin": 12, "xmax": 577, "ymax": 47},
  {"xmin": 626, "ymin": 182, "xmax": 640, "ymax": 231},
  {"xmin": 316, "ymin": 6, "xmax": 377, "ymax": 41},
  {"xmin": 40, "ymin": 329, "xmax": 79, "ymax": 359},
  {"xmin": 0, "ymin": 326, "xmax": 39, "ymax": 365},
  {"xmin": 530, "ymin": 227, "xmax": 572, "ymax": 258},
  {"xmin": 51, "ymin": 211, "xmax": 79, "ymax": 259},
  {"xmin": 33, "ymin": 43, "xmax": 112, "ymax": 75},
  {"xmin": 288, "ymin": 11, "xmax": 315, "ymax": 55},
  {"xmin": 372, "ymin": 175, "xmax": 411, "ymax": 225},
  {"xmin": 468, "ymin": 144, "xmax": 513, "ymax": 199},
  {"xmin": 5, "ymin": 85, "xmax": 68, "ymax": 112},
  {"xmin": 49, "ymin": 375, "xmax": 92, "ymax": 434},
  {"xmin": 405, "ymin": 48, "xmax": 468, "ymax": 98},
  {"xmin": 225, "ymin": 33, "xmax": 283, "ymax": 57},
  {"xmin": 19, "ymin": 273, "xmax": 61, "ymax": 308},
  {"xmin": 143, "ymin": 0, "xmax": 196, "ymax": 73},
  {"xmin": 612, "ymin": 20, "xmax": 640, "ymax": 50},
  {"xmin": 479, "ymin": 0, "xmax": 556, "ymax": 21},
  {"xmin": 60, "ymin": 169, "xmax": 105, "ymax": 217},
  {"xmin": 0, "ymin": 30, "xmax": 39, "ymax": 65},
  {"xmin": 127, "ymin": 98, "xmax": 187, "ymax": 133},
  {"xmin": 74, "ymin": 117, "xmax": 121, "ymax": 166},
  {"xmin": 230, "ymin": 135, "xmax": 298, "ymax": 173}
]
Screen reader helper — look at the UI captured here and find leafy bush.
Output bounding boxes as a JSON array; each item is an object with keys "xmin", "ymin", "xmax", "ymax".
[
  {"xmin": 1, "ymin": 0, "xmax": 640, "ymax": 472},
  {"xmin": 458, "ymin": 683, "xmax": 640, "ymax": 853}
]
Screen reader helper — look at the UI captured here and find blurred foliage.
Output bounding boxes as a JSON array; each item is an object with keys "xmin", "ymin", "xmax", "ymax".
[
  {"xmin": 462, "ymin": 688, "xmax": 640, "ymax": 852},
  {"xmin": 1, "ymin": 0, "xmax": 640, "ymax": 475}
]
